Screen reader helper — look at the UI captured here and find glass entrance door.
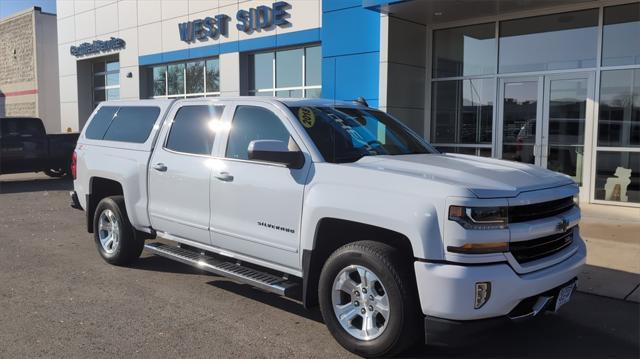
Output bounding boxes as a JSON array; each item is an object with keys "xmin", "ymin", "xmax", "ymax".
[
  {"xmin": 498, "ymin": 77, "xmax": 542, "ymax": 165},
  {"xmin": 498, "ymin": 73, "xmax": 595, "ymax": 184},
  {"xmin": 543, "ymin": 73, "xmax": 594, "ymax": 185}
]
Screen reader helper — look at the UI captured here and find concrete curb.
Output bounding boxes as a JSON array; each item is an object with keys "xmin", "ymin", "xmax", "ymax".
[
  {"xmin": 578, "ymin": 266, "xmax": 640, "ymax": 303},
  {"xmin": 578, "ymin": 213, "xmax": 640, "ymax": 303}
]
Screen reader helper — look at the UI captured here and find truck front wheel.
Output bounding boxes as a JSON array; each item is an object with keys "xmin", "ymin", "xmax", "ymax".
[
  {"xmin": 318, "ymin": 241, "xmax": 421, "ymax": 357},
  {"xmin": 93, "ymin": 196, "xmax": 144, "ymax": 266}
]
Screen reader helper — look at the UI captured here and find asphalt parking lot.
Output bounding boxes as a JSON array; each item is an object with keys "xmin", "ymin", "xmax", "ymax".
[{"xmin": 1, "ymin": 173, "xmax": 639, "ymax": 358}]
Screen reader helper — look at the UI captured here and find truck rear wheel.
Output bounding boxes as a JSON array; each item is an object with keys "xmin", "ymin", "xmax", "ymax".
[
  {"xmin": 43, "ymin": 168, "xmax": 66, "ymax": 178},
  {"xmin": 318, "ymin": 241, "xmax": 421, "ymax": 357},
  {"xmin": 93, "ymin": 196, "xmax": 144, "ymax": 266}
]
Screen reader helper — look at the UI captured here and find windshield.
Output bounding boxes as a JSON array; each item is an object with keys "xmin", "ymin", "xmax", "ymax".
[{"xmin": 289, "ymin": 106, "xmax": 437, "ymax": 163}]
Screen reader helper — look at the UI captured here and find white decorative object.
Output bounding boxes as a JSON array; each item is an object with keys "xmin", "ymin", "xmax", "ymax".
[{"xmin": 604, "ymin": 167, "xmax": 632, "ymax": 202}]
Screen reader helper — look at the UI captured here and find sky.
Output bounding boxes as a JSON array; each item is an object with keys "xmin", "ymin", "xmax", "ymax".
[{"xmin": 0, "ymin": 0, "xmax": 56, "ymax": 19}]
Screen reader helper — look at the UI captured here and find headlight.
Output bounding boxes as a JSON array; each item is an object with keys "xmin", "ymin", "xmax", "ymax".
[
  {"xmin": 449, "ymin": 205, "xmax": 508, "ymax": 230},
  {"xmin": 573, "ymin": 193, "xmax": 580, "ymax": 208}
]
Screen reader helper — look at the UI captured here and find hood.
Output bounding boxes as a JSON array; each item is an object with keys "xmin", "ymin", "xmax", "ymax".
[{"xmin": 348, "ymin": 153, "xmax": 574, "ymax": 198}]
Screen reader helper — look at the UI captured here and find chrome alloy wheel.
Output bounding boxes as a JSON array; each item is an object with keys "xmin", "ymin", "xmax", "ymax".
[
  {"xmin": 98, "ymin": 209, "xmax": 120, "ymax": 254},
  {"xmin": 331, "ymin": 265, "xmax": 390, "ymax": 341}
]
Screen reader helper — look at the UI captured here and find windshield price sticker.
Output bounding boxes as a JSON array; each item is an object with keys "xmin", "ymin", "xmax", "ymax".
[{"xmin": 298, "ymin": 107, "xmax": 316, "ymax": 128}]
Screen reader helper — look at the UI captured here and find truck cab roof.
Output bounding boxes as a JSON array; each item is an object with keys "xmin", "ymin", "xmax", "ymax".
[{"xmin": 97, "ymin": 97, "xmax": 368, "ymax": 109}]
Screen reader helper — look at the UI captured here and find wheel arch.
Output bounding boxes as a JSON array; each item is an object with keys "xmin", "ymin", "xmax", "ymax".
[
  {"xmin": 86, "ymin": 176, "xmax": 124, "ymax": 233},
  {"xmin": 302, "ymin": 218, "xmax": 415, "ymax": 309}
]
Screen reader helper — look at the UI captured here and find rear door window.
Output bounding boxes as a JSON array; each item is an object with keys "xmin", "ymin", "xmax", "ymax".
[
  {"xmin": 102, "ymin": 107, "xmax": 161, "ymax": 143},
  {"xmin": 165, "ymin": 105, "xmax": 224, "ymax": 155}
]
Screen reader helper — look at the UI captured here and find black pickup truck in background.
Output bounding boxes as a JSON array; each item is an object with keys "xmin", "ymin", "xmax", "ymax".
[{"xmin": 0, "ymin": 117, "xmax": 79, "ymax": 177}]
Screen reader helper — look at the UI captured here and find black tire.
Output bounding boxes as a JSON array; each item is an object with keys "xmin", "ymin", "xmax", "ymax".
[
  {"xmin": 43, "ymin": 168, "xmax": 67, "ymax": 178},
  {"xmin": 93, "ymin": 195, "xmax": 144, "ymax": 266},
  {"xmin": 318, "ymin": 241, "xmax": 421, "ymax": 357}
]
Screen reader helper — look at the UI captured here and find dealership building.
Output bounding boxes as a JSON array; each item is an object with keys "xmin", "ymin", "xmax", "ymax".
[{"xmin": 55, "ymin": 0, "xmax": 639, "ymax": 208}]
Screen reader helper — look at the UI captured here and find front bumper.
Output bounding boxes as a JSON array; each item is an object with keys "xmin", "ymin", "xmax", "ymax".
[
  {"xmin": 423, "ymin": 277, "xmax": 576, "ymax": 344},
  {"xmin": 414, "ymin": 236, "xmax": 586, "ymax": 321}
]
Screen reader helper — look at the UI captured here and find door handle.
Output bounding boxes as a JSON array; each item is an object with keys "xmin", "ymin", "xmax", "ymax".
[
  {"xmin": 152, "ymin": 163, "xmax": 167, "ymax": 172},
  {"xmin": 214, "ymin": 171, "xmax": 234, "ymax": 182}
]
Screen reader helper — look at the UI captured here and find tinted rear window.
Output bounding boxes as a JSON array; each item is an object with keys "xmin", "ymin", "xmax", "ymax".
[
  {"xmin": 86, "ymin": 107, "xmax": 118, "ymax": 139},
  {"xmin": 1, "ymin": 118, "xmax": 45, "ymax": 138},
  {"xmin": 103, "ymin": 107, "xmax": 161, "ymax": 143},
  {"xmin": 85, "ymin": 106, "xmax": 160, "ymax": 143}
]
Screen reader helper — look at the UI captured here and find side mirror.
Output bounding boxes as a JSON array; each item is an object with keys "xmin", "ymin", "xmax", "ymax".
[{"xmin": 248, "ymin": 140, "xmax": 304, "ymax": 169}]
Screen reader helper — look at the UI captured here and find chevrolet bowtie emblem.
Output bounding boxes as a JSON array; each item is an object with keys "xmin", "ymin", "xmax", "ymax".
[{"xmin": 558, "ymin": 218, "xmax": 570, "ymax": 232}]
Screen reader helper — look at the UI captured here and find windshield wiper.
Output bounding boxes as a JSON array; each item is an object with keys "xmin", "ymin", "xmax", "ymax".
[
  {"xmin": 407, "ymin": 150, "xmax": 429, "ymax": 155},
  {"xmin": 334, "ymin": 152, "xmax": 374, "ymax": 163}
]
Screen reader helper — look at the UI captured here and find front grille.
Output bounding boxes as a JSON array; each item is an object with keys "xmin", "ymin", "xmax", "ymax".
[
  {"xmin": 509, "ymin": 196, "xmax": 575, "ymax": 223},
  {"xmin": 510, "ymin": 229, "xmax": 574, "ymax": 263}
]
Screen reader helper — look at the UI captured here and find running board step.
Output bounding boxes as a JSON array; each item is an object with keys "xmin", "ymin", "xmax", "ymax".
[{"xmin": 144, "ymin": 242, "xmax": 298, "ymax": 296}]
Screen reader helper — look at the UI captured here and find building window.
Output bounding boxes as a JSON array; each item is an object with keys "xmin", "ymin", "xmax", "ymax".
[
  {"xmin": 206, "ymin": 60, "xmax": 220, "ymax": 94},
  {"xmin": 167, "ymin": 63, "xmax": 185, "ymax": 96},
  {"xmin": 148, "ymin": 58, "xmax": 220, "ymax": 98},
  {"xmin": 432, "ymin": 23, "xmax": 496, "ymax": 78},
  {"xmin": 93, "ymin": 60, "xmax": 119, "ymax": 107},
  {"xmin": 595, "ymin": 69, "xmax": 640, "ymax": 204},
  {"xmin": 152, "ymin": 66, "xmax": 166, "ymax": 97},
  {"xmin": 249, "ymin": 45, "xmax": 321, "ymax": 98},
  {"xmin": 602, "ymin": 3, "xmax": 640, "ymax": 67},
  {"xmin": 598, "ymin": 69, "xmax": 640, "ymax": 148},
  {"xmin": 498, "ymin": 9, "xmax": 598, "ymax": 73},
  {"xmin": 431, "ymin": 78, "xmax": 494, "ymax": 156},
  {"xmin": 594, "ymin": 151, "xmax": 639, "ymax": 204},
  {"xmin": 186, "ymin": 61, "xmax": 205, "ymax": 94}
]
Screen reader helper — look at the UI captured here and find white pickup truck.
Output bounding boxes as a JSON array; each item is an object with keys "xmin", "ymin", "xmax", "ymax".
[{"xmin": 71, "ymin": 97, "xmax": 586, "ymax": 357}]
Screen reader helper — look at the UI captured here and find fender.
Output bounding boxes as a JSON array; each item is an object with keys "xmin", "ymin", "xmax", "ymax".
[
  {"xmin": 84, "ymin": 149, "xmax": 150, "ymax": 231},
  {"xmin": 299, "ymin": 175, "xmax": 450, "ymax": 263}
]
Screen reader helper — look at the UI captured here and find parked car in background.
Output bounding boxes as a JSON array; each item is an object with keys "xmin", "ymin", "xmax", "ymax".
[
  {"xmin": 72, "ymin": 98, "xmax": 585, "ymax": 357},
  {"xmin": 0, "ymin": 117, "xmax": 79, "ymax": 177}
]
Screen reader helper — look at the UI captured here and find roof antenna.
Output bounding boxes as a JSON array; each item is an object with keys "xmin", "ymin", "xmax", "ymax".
[{"xmin": 353, "ymin": 96, "xmax": 369, "ymax": 107}]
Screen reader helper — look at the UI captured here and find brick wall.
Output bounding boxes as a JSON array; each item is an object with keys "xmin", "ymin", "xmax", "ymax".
[
  {"xmin": 0, "ymin": 10, "xmax": 37, "ymax": 118},
  {"xmin": 0, "ymin": 12, "xmax": 35, "ymax": 84},
  {"xmin": 2, "ymin": 102, "xmax": 37, "ymax": 116}
]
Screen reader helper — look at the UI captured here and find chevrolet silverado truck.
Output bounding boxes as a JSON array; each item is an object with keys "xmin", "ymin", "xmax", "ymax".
[
  {"xmin": 0, "ymin": 117, "xmax": 79, "ymax": 177},
  {"xmin": 71, "ymin": 98, "xmax": 585, "ymax": 357}
]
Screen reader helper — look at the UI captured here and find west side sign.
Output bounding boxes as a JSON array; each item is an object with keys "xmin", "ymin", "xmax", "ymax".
[{"xmin": 178, "ymin": 1, "xmax": 291, "ymax": 43}]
